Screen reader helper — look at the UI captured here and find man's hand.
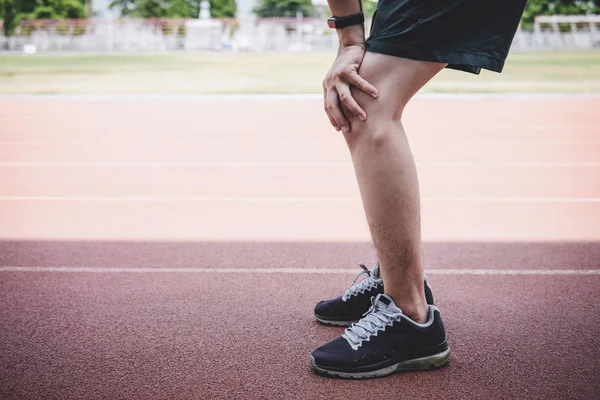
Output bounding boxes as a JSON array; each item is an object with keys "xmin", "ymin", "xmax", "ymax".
[{"xmin": 323, "ymin": 44, "xmax": 379, "ymax": 133}]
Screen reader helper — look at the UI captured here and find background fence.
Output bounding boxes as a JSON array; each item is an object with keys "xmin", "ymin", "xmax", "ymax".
[{"xmin": 1, "ymin": 15, "xmax": 599, "ymax": 53}]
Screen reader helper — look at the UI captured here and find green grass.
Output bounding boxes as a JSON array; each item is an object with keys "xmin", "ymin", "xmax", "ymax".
[{"xmin": 0, "ymin": 50, "xmax": 599, "ymax": 94}]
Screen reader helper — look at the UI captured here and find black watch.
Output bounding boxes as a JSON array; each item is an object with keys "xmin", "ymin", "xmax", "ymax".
[{"xmin": 327, "ymin": 13, "xmax": 365, "ymax": 29}]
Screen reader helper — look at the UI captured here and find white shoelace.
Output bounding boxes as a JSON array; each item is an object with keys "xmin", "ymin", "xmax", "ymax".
[
  {"xmin": 342, "ymin": 263, "xmax": 382, "ymax": 301},
  {"xmin": 342, "ymin": 296, "xmax": 402, "ymax": 350}
]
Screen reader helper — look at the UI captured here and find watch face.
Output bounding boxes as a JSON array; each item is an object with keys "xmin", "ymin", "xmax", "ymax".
[{"xmin": 327, "ymin": 18, "xmax": 336, "ymax": 29}]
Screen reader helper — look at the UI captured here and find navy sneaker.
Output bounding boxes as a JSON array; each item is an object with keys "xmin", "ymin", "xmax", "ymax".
[
  {"xmin": 310, "ymin": 293, "xmax": 450, "ymax": 379},
  {"xmin": 314, "ymin": 262, "xmax": 434, "ymax": 326}
]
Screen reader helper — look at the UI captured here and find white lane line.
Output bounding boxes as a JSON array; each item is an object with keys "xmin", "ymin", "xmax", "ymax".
[
  {"xmin": 427, "ymin": 162, "xmax": 600, "ymax": 167},
  {"xmin": 0, "ymin": 196, "xmax": 358, "ymax": 203},
  {"xmin": 0, "ymin": 162, "xmax": 352, "ymax": 168},
  {"xmin": 0, "ymin": 266, "xmax": 598, "ymax": 275},
  {"xmin": 512, "ymin": 125, "xmax": 600, "ymax": 131},
  {"xmin": 0, "ymin": 162, "xmax": 599, "ymax": 168},
  {"xmin": 0, "ymin": 196, "xmax": 599, "ymax": 203},
  {"xmin": 0, "ymin": 142, "xmax": 52, "ymax": 146},
  {"xmin": 2, "ymin": 140, "xmax": 600, "ymax": 146},
  {"xmin": 479, "ymin": 141, "xmax": 600, "ymax": 146},
  {"xmin": 158, "ymin": 141, "xmax": 335, "ymax": 146},
  {"xmin": 2, "ymin": 93, "xmax": 600, "ymax": 100},
  {"xmin": 0, "ymin": 141, "xmax": 329, "ymax": 147}
]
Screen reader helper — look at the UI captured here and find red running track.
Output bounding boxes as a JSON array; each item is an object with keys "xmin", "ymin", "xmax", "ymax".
[{"xmin": 0, "ymin": 96, "xmax": 599, "ymax": 399}]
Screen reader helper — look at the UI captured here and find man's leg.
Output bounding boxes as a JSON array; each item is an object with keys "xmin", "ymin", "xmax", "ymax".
[{"xmin": 342, "ymin": 52, "xmax": 446, "ymax": 324}]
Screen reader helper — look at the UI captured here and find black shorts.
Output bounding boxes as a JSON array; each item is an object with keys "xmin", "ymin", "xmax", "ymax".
[{"xmin": 365, "ymin": 0, "xmax": 528, "ymax": 74}]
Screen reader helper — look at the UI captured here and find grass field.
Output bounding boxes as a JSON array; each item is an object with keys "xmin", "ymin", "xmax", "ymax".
[{"xmin": 1, "ymin": 50, "xmax": 599, "ymax": 94}]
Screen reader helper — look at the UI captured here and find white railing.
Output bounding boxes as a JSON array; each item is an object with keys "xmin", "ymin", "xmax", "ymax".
[
  {"xmin": 0, "ymin": 18, "xmax": 345, "ymax": 52},
  {"xmin": 527, "ymin": 15, "xmax": 600, "ymax": 49},
  {"xmin": 1, "ymin": 16, "xmax": 599, "ymax": 53}
]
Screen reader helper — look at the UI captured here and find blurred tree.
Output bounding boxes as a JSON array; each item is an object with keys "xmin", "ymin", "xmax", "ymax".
[
  {"xmin": 61, "ymin": 0, "xmax": 85, "ymax": 18},
  {"xmin": 135, "ymin": 0, "xmax": 170, "ymax": 18},
  {"xmin": 107, "ymin": 0, "xmax": 136, "ymax": 17},
  {"xmin": 253, "ymin": 0, "xmax": 314, "ymax": 18},
  {"xmin": 2, "ymin": 0, "xmax": 13, "ymax": 35},
  {"xmin": 109, "ymin": 0, "xmax": 235, "ymax": 18},
  {"xmin": 2, "ymin": 0, "xmax": 85, "ymax": 35},
  {"xmin": 167, "ymin": 0, "xmax": 189, "ymax": 17},
  {"xmin": 208, "ymin": 0, "xmax": 236, "ymax": 18},
  {"xmin": 363, "ymin": 0, "xmax": 376, "ymax": 18}
]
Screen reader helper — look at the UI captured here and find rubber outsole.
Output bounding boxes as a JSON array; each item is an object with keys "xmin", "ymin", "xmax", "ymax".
[
  {"xmin": 310, "ymin": 348, "xmax": 451, "ymax": 379},
  {"xmin": 314, "ymin": 315, "xmax": 357, "ymax": 327}
]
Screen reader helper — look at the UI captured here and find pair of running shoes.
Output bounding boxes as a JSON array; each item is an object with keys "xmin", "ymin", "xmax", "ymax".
[{"xmin": 310, "ymin": 262, "xmax": 450, "ymax": 379}]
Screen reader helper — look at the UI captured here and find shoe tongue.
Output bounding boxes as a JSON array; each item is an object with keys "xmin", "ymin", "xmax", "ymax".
[
  {"xmin": 373, "ymin": 293, "xmax": 402, "ymax": 313},
  {"xmin": 371, "ymin": 262, "xmax": 380, "ymax": 278}
]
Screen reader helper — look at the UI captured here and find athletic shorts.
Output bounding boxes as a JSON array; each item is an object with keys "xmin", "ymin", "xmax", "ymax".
[{"xmin": 365, "ymin": 0, "xmax": 528, "ymax": 74}]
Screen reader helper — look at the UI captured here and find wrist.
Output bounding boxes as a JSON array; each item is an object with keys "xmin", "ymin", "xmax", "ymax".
[{"xmin": 337, "ymin": 25, "xmax": 365, "ymax": 47}]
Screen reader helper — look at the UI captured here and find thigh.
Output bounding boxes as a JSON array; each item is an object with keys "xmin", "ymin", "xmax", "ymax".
[{"xmin": 345, "ymin": 51, "xmax": 446, "ymax": 124}]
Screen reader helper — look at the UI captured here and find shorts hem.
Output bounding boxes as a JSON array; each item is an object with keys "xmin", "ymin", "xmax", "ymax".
[{"xmin": 365, "ymin": 39, "xmax": 506, "ymax": 75}]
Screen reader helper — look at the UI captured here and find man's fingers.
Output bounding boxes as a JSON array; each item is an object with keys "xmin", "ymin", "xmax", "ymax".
[
  {"xmin": 323, "ymin": 90, "xmax": 340, "ymax": 131},
  {"xmin": 325, "ymin": 89, "xmax": 350, "ymax": 133},
  {"xmin": 336, "ymin": 84, "xmax": 367, "ymax": 122},
  {"xmin": 327, "ymin": 113, "xmax": 341, "ymax": 131},
  {"xmin": 346, "ymin": 72, "xmax": 379, "ymax": 98}
]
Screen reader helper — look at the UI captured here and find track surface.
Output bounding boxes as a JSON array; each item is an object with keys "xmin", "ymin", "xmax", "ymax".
[{"xmin": 1, "ymin": 96, "xmax": 599, "ymax": 400}]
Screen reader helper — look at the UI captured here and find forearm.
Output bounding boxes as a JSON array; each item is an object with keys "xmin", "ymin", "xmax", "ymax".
[{"xmin": 328, "ymin": 0, "xmax": 365, "ymax": 47}]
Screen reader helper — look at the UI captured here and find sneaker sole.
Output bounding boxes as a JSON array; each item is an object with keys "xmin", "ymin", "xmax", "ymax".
[
  {"xmin": 310, "ymin": 347, "xmax": 450, "ymax": 379},
  {"xmin": 314, "ymin": 315, "xmax": 356, "ymax": 327}
]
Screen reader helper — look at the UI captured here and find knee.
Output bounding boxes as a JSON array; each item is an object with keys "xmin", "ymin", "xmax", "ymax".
[
  {"xmin": 345, "ymin": 82, "xmax": 408, "ymax": 123},
  {"xmin": 342, "ymin": 118, "xmax": 401, "ymax": 153},
  {"xmin": 342, "ymin": 96, "xmax": 406, "ymax": 151}
]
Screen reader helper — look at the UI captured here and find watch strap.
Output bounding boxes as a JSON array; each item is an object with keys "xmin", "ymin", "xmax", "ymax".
[{"xmin": 327, "ymin": 13, "xmax": 365, "ymax": 29}]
